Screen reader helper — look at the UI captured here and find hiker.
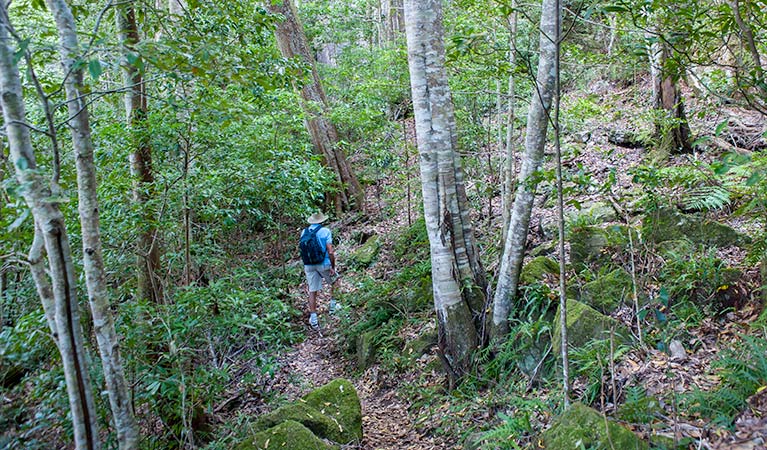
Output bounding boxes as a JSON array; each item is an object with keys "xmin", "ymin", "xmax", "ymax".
[{"xmin": 299, "ymin": 212, "xmax": 339, "ymax": 329}]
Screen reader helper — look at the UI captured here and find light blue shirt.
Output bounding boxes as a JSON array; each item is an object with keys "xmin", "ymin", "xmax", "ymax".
[{"xmin": 301, "ymin": 224, "xmax": 332, "ymax": 266}]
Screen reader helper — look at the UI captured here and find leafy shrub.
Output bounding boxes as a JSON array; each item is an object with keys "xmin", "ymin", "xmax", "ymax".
[
  {"xmin": 659, "ymin": 247, "xmax": 741, "ymax": 314},
  {"xmin": 119, "ymin": 273, "xmax": 301, "ymax": 444}
]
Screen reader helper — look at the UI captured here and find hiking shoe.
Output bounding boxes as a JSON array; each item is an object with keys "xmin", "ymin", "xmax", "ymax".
[
  {"xmin": 329, "ymin": 299, "xmax": 338, "ymax": 315},
  {"xmin": 309, "ymin": 312, "xmax": 319, "ymax": 329}
]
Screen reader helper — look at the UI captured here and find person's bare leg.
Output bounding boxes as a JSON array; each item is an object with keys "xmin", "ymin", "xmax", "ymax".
[{"xmin": 308, "ymin": 290, "xmax": 318, "ymax": 313}]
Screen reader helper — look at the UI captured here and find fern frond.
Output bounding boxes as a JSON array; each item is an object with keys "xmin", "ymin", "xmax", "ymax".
[{"xmin": 681, "ymin": 184, "xmax": 731, "ymax": 211}]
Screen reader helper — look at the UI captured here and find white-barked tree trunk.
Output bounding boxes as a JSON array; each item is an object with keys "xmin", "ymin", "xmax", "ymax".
[
  {"xmin": 45, "ymin": 0, "xmax": 139, "ymax": 447},
  {"xmin": 492, "ymin": 0, "xmax": 559, "ymax": 341},
  {"xmin": 404, "ymin": 0, "xmax": 487, "ymax": 380}
]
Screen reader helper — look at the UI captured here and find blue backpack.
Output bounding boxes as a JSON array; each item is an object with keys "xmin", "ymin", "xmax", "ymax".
[{"xmin": 299, "ymin": 226, "xmax": 326, "ymax": 265}]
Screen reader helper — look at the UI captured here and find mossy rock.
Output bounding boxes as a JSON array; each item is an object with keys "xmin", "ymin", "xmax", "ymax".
[
  {"xmin": 402, "ymin": 330, "xmax": 437, "ymax": 363},
  {"xmin": 349, "ymin": 235, "xmax": 380, "ymax": 268},
  {"xmin": 239, "ymin": 420, "xmax": 339, "ymax": 450},
  {"xmin": 552, "ymin": 299, "xmax": 631, "ymax": 352},
  {"xmin": 251, "ymin": 402, "xmax": 345, "ymax": 444},
  {"xmin": 568, "ymin": 201, "xmax": 618, "ymax": 224},
  {"xmin": 531, "ymin": 240, "xmax": 557, "ymax": 257},
  {"xmin": 569, "ymin": 226, "xmax": 610, "ymax": 267},
  {"xmin": 541, "ymin": 403, "xmax": 648, "ymax": 449},
  {"xmin": 520, "ymin": 256, "xmax": 560, "ymax": 285},
  {"xmin": 580, "ymin": 268, "xmax": 632, "ymax": 313},
  {"xmin": 642, "ymin": 208, "xmax": 749, "ymax": 248},
  {"xmin": 400, "ymin": 270, "xmax": 433, "ymax": 312},
  {"xmin": 303, "ymin": 379, "xmax": 362, "ymax": 444},
  {"xmin": 356, "ymin": 330, "xmax": 377, "ymax": 370}
]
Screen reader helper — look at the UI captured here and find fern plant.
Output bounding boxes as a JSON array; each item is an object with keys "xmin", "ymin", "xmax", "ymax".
[
  {"xmin": 570, "ymin": 338, "xmax": 631, "ymax": 406},
  {"xmin": 684, "ymin": 334, "xmax": 767, "ymax": 428},
  {"xmin": 680, "ymin": 184, "xmax": 732, "ymax": 212}
]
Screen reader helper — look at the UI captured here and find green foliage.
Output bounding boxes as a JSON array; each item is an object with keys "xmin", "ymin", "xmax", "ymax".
[
  {"xmin": 570, "ymin": 338, "xmax": 631, "ymax": 406},
  {"xmin": 631, "ymin": 161, "xmax": 735, "ymax": 213},
  {"xmin": 118, "ymin": 269, "xmax": 301, "ymax": 444},
  {"xmin": 658, "ymin": 246, "xmax": 741, "ymax": 312},
  {"xmin": 339, "ymin": 260, "xmax": 432, "ymax": 365},
  {"xmin": 618, "ymin": 386, "xmax": 662, "ymax": 425},
  {"xmin": 681, "ymin": 185, "xmax": 731, "ymax": 212},
  {"xmin": 476, "ymin": 395, "xmax": 549, "ymax": 450},
  {"xmin": 0, "ymin": 311, "xmax": 56, "ymax": 372},
  {"xmin": 684, "ymin": 334, "xmax": 767, "ymax": 428}
]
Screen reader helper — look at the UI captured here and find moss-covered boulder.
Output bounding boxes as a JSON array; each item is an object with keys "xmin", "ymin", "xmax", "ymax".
[
  {"xmin": 251, "ymin": 402, "xmax": 345, "ymax": 444},
  {"xmin": 349, "ymin": 235, "xmax": 380, "ymax": 268},
  {"xmin": 520, "ymin": 256, "xmax": 560, "ymax": 285},
  {"xmin": 393, "ymin": 217, "xmax": 428, "ymax": 262},
  {"xmin": 402, "ymin": 330, "xmax": 437, "ymax": 363},
  {"xmin": 642, "ymin": 208, "xmax": 749, "ymax": 248},
  {"xmin": 552, "ymin": 299, "xmax": 631, "ymax": 352},
  {"xmin": 303, "ymin": 379, "xmax": 362, "ymax": 444},
  {"xmin": 580, "ymin": 268, "xmax": 632, "ymax": 313},
  {"xmin": 239, "ymin": 420, "xmax": 339, "ymax": 450},
  {"xmin": 541, "ymin": 403, "xmax": 648, "ymax": 449},
  {"xmin": 568, "ymin": 201, "xmax": 618, "ymax": 224},
  {"xmin": 570, "ymin": 226, "xmax": 609, "ymax": 267},
  {"xmin": 356, "ymin": 330, "xmax": 377, "ymax": 370}
]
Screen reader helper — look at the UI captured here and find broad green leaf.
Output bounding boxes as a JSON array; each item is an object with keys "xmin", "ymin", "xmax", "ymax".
[
  {"xmin": 8, "ymin": 209, "xmax": 30, "ymax": 232},
  {"xmin": 12, "ymin": 38, "xmax": 30, "ymax": 65},
  {"xmin": 88, "ymin": 59, "xmax": 102, "ymax": 81},
  {"xmin": 602, "ymin": 4, "xmax": 628, "ymax": 12},
  {"xmin": 715, "ymin": 119, "xmax": 729, "ymax": 136}
]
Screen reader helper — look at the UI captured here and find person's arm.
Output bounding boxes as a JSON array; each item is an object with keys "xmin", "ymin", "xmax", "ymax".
[{"xmin": 326, "ymin": 243, "xmax": 336, "ymax": 274}]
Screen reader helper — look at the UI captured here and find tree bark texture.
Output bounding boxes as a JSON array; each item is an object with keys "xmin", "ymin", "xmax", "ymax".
[
  {"xmin": 117, "ymin": 1, "xmax": 163, "ymax": 305},
  {"xmin": 491, "ymin": 0, "xmax": 558, "ymax": 341},
  {"xmin": 648, "ymin": 30, "xmax": 692, "ymax": 154},
  {"xmin": 0, "ymin": 10, "xmax": 100, "ymax": 449},
  {"xmin": 501, "ymin": 7, "xmax": 518, "ymax": 250},
  {"xmin": 728, "ymin": 0, "xmax": 764, "ymax": 83},
  {"xmin": 45, "ymin": 0, "xmax": 140, "ymax": 447},
  {"xmin": 266, "ymin": 0, "xmax": 364, "ymax": 213},
  {"xmin": 404, "ymin": 0, "xmax": 488, "ymax": 378}
]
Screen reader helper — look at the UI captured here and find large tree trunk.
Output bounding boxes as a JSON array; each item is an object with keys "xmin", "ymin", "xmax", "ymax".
[
  {"xmin": 266, "ymin": 0, "xmax": 364, "ymax": 213},
  {"xmin": 117, "ymin": 1, "xmax": 163, "ymax": 304},
  {"xmin": 491, "ymin": 0, "xmax": 559, "ymax": 341},
  {"xmin": 45, "ymin": 0, "xmax": 139, "ymax": 447},
  {"xmin": 404, "ymin": 0, "xmax": 487, "ymax": 380},
  {"xmin": 648, "ymin": 29, "xmax": 692, "ymax": 154},
  {"xmin": 0, "ymin": 10, "xmax": 100, "ymax": 449}
]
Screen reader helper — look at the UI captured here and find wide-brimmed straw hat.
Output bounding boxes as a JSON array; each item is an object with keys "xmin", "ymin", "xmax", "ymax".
[{"xmin": 306, "ymin": 212, "xmax": 328, "ymax": 224}]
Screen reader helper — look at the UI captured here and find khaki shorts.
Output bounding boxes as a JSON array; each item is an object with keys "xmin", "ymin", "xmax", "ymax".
[{"xmin": 304, "ymin": 264, "xmax": 333, "ymax": 292}]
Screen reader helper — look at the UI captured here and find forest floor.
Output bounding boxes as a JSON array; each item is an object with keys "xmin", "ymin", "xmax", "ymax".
[{"xmin": 270, "ymin": 307, "xmax": 452, "ymax": 450}]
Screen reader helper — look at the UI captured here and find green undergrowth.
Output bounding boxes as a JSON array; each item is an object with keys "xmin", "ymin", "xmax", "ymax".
[
  {"xmin": 119, "ymin": 265, "xmax": 303, "ymax": 445},
  {"xmin": 339, "ymin": 217, "xmax": 433, "ymax": 369},
  {"xmin": 683, "ymin": 332, "xmax": 767, "ymax": 428},
  {"xmin": 339, "ymin": 260, "xmax": 433, "ymax": 367}
]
